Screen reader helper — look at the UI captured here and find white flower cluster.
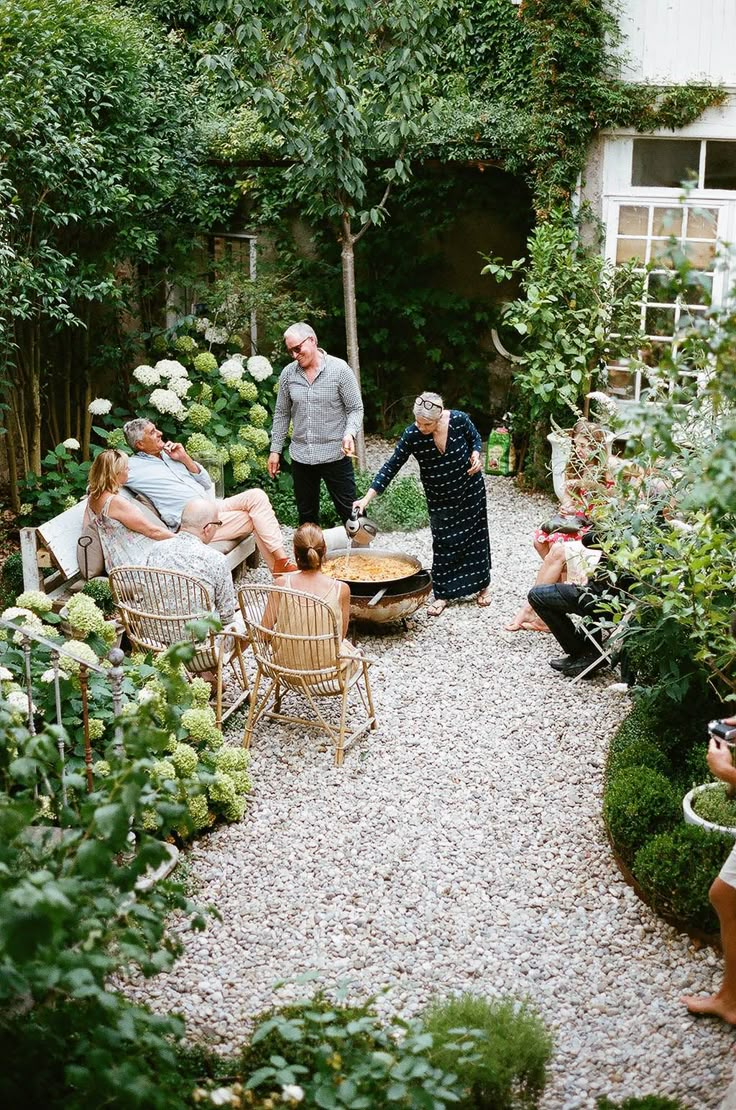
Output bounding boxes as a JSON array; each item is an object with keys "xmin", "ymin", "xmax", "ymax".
[
  {"xmin": 154, "ymin": 359, "xmax": 188, "ymax": 380},
  {"xmin": 194, "ymin": 316, "xmax": 210, "ymax": 334},
  {"xmin": 88, "ymin": 398, "xmax": 112, "ymax": 416},
  {"xmin": 5, "ymin": 689, "xmax": 37, "ymax": 719},
  {"xmin": 586, "ymin": 391, "xmax": 620, "ymax": 421},
  {"xmin": 0, "ymin": 665, "xmax": 13, "ymax": 682},
  {"xmin": 62, "ymin": 437, "xmax": 80, "ymax": 450},
  {"xmin": 219, "ymin": 356, "xmax": 244, "ymax": 384},
  {"xmin": 149, "ymin": 388, "xmax": 186, "ymax": 417},
  {"xmin": 204, "ymin": 325, "xmax": 229, "ymax": 345},
  {"xmin": 168, "ymin": 376, "xmax": 191, "ymax": 399},
  {"xmin": 246, "ymin": 355, "xmax": 273, "ymax": 382},
  {"xmin": 133, "ymin": 364, "xmax": 161, "ymax": 387}
]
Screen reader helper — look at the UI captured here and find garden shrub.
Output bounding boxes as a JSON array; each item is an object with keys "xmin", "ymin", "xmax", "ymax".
[
  {"xmin": 237, "ymin": 984, "xmax": 463, "ymax": 1108},
  {"xmin": 81, "ymin": 577, "xmax": 115, "ymax": 617},
  {"xmin": 606, "ymin": 737, "xmax": 671, "ymax": 782},
  {"xmin": 0, "ymin": 552, "xmax": 23, "ymax": 609},
  {"xmin": 633, "ymin": 824, "xmax": 732, "ymax": 933},
  {"xmin": 257, "ymin": 470, "xmax": 429, "ymax": 532},
  {"xmin": 422, "ymin": 993, "xmax": 553, "ymax": 1110},
  {"xmin": 603, "ymin": 767, "xmax": 681, "ymax": 865}
]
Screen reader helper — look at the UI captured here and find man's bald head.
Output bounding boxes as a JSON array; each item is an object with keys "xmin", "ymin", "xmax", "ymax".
[{"xmin": 181, "ymin": 498, "xmax": 220, "ymax": 543}]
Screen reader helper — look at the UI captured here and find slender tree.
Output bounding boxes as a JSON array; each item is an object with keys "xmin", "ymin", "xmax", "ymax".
[{"xmin": 240, "ymin": 0, "xmax": 450, "ymax": 464}]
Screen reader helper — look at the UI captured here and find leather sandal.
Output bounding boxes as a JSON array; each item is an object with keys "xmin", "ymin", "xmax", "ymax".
[{"xmin": 427, "ymin": 598, "xmax": 448, "ymax": 616}]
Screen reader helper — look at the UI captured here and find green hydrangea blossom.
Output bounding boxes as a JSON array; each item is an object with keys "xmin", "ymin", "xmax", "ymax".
[
  {"xmin": 59, "ymin": 640, "xmax": 100, "ymax": 673},
  {"xmin": 239, "ymin": 425, "xmax": 270, "ymax": 451},
  {"xmin": 198, "ymin": 383, "xmax": 213, "ymax": 404},
  {"xmin": 38, "ymin": 794, "xmax": 55, "ymax": 820},
  {"xmin": 66, "ymin": 594, "xmax": 106, "ymax": 637},
  {"xmin": 193, "ymin": 351, "xmax": 218, "ymax": 375},
  {"xmin": 152, "ymin": 655, "xmax": 188, "ymax": 682},
  {"xmin": 15, "ymin": 590, "xmax": 53, "ymax": 615},
  {"xmin": 171, "ymin": 742, "xmax": 199, "ymax": 776},
  {"xmin": 140, "ymin": 808, "xmax": 160, "ymax": 831},
  {"xmin": 186, "ymin": 432, "xmax": 218, "ymax": 458},
  {"xmin": 100, "ymin": 621, "xmax": 117, "ymax": 647},
  {"xmin": 223, "ymin": 796, "xmax": 247, "ymax": 822},
  {"xmin": 208, "ymin": 773, "xmax": 237, "ymax": 805},
  {"xmin": 229, "ymin": 770, "xmax": 253, "ymax": 794},
  {"xmin": 187, "ymin": 794, "xmax": 211, "ymax": 830},
  {"xmin": 93, "ymin": 759, "xmax": 111, "ymax": 777},
  {"xmin": 181, "ymin": 706, "xmax": 221, "ymax": 745},
  {"xmin": 187, "ymin": 403, "xmax": 212, "ymax": 429},
  {"xmin": 106, "ymin": 428, "xmax": 127, "ymax": 450},
  {"xmin": 88, "ymin": 718, "xmax": 106, "ymax": 741},
  {"xmin": 150, "ymin": 759, "xmax": 177, "ymax": 782},
  {"xmin": 151, "ymin": 334, "xmax": 169, "ymax": 354},
  {"xmin": 188, "ymin": 676, "xmax": 212, "ymax": 709},
  {"xmin": 174, "ymin": 335, "xmax": 197, "ymax": 354},
  {"xmin": 248, "ymin": 403, "xmax": 268, "ymax": 428},
  {"xmin": 236, "ymin": 380, "xmax": 258, "ymax": 403},
  {"xmin": 233, "ymin": 462, "xmax": 251, "ymax": 484},
  {"xmin": 215, "ymin": 747, "xmax": 250, "ymax": 775}
]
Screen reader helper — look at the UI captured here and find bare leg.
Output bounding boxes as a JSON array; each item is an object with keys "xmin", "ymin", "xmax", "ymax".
[
  {"xmin": 682, "ymin": 877, "xmax": 736, "ymax": 1024},
  {"xmin": 505, "ymin": 545, "xmax": 567, "ymax": 631}
]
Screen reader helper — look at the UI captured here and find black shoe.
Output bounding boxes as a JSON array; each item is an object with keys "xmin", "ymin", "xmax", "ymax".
[
  {"xmin": 558, "ymin": 652, "xmax": 608, "ymax": 679},
  {"xmin": 550, "ymin": 655, "xmax": 577, "ymax": 671}
]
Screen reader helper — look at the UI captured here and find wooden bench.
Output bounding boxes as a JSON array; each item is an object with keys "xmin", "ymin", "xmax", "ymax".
[{"xmin": 20, "ymin": 495, "xmax": 259, "ymax": 600}]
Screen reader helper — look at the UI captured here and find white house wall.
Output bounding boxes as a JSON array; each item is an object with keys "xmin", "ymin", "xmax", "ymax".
[{"xmin": 616, "ymin": 0, "xmax": 736, "ymax": 86}]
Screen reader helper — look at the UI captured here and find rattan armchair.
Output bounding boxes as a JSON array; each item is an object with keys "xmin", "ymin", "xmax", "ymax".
[
  {"xmin": 237, "ymin": 583, "xmax": 376, "ymax": 766},
  {"xmin": 109, "ymin": 565, "xmax": 249, "ymax": 726}
]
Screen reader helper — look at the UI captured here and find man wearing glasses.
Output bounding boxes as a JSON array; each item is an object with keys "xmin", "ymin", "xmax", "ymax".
[
  {"xmin": 145, "ymin": 499, "xmax": 239, "ymax": 628},
  {"xmin": 269, "ymin": 322, "xmax": 364, "ymax": 527}
]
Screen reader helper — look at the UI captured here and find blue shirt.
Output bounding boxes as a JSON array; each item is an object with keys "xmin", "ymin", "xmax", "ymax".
[{"xmin": 126, "ymin": 451, "xmax": 213, "ymax": 529}]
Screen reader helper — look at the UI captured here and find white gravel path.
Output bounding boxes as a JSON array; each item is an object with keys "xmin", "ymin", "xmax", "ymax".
[{"xmin": 126, "ymin": 454, "xmax": 734, "ymax": 1109}]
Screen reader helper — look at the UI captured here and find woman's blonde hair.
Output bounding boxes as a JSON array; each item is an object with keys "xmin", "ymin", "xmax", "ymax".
[
  {"xmin": 88, "ymin": 449, "xmax": 128, "ymax": 501},
  {"xmin": 293, "ymin": 522, "xmax": 326, "ymax": 571},
  {"xmin": 565, "ymin": 419, "xmax": 609, "ymax": 485}
]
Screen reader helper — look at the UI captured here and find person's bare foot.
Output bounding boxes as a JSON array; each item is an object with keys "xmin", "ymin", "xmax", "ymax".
[
  {"xmin": 681, "ymin": 992, "xmax": 736, "ymax": 1024},
  {"xmin": 427, "ymin": 598, "xmax": 448, "ymax": 616},
  {"xmin": 504, "ymin": 606, "xmax": 547, "ymax": 632},
  {"xmin": 476, "ymin": 587, "xmax": 492, "ymax": 608}
]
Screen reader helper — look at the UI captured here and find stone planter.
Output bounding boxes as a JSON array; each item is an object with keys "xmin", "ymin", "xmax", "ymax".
[
  {"xmin": 547, "ymin": 431, "xmax": 572, "ymax": 502},
  {"xmin": 683, "ymin": 782, "xmax": 736, "ymax": 839}
]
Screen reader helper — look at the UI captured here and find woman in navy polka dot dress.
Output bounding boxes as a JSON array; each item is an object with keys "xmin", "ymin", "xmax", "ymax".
[{"xmin": 354, "ymin": 392, "xmax": 492, "ymax": 616}]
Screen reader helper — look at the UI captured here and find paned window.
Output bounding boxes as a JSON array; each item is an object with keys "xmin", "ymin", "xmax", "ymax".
[{"xmin": 632, "ymin": 138, "xmax": 736, "ymax": 191}]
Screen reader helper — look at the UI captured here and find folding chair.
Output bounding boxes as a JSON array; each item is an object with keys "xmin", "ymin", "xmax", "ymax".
[
  {"xmin": 569, "ymin": 600, "xmax": 637, "ymax": 685},
  {"xmin": 237, "ymin": 583, "xmax": 377, "ymax": 766},
  {"xmin": 110, "ymin": 565, "xmax": 250, "ymax": 725}
]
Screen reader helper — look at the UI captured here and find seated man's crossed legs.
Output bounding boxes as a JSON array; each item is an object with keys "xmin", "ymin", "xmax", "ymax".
[
  {"xmin": 527, "ymin": 582, "xmax": 608, "ymax": 679},
  {"xmin": 217, "ymin": 488, "xmax": 296, "ymax": 573}
]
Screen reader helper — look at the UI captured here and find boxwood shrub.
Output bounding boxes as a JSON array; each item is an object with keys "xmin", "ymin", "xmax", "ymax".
[
  {"xmin": 603, "ymin": 767, "xmax": 681, "ymax": 865},
  {"xmin": 633, "ymin": 824, "xmax": 732, "ymax": 934}
]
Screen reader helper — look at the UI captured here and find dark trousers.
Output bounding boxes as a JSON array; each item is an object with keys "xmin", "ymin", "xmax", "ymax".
[
  {"xmin": 527, "ymin": 583, "xmax": 603, "ymax": 658},
  {"xmin": 291, "ymin": 456, "xmax": 356, "ymax": 526}
]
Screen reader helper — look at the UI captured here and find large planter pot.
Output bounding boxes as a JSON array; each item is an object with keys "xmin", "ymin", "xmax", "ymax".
[
  {"xmin": 683, "ymin": 782, "xmax": 736, "ymax": 839},
  {"xmin": 547, "ymin": 431, "xmax": 572, "ymax": 502}
]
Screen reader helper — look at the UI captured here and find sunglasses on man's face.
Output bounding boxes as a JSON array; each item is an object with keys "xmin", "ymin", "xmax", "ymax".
[{"xmin": 287, "ymin": 337, "xmax": 312, "ymax": 357}]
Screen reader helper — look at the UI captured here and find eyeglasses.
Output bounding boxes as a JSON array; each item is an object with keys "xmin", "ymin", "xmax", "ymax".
[
  {"xmin": 286, "ymin": 337, "xmax": 312, "ymax": 357},
  {"xmin": 205, "ymin": 520, "xmax": 222, "ymax": 529},
  {"xmin": 415, "ymin": 397, "xmax": 442, "ymax": 415}
]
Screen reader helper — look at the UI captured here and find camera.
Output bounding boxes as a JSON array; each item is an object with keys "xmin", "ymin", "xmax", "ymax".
[{"xmin": 708, "ymin": 719, "xmax": 736, "ymax": 744}]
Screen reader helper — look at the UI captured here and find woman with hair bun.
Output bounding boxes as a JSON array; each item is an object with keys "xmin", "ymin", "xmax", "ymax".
[{"xmin": 276, "ymin": 522, "xmax": 352, "ymax": 641}]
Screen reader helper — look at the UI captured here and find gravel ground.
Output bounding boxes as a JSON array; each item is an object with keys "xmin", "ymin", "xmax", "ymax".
[{"xmin": 125, "ymin": 447, "xmax": 734, "ymax": 1108}]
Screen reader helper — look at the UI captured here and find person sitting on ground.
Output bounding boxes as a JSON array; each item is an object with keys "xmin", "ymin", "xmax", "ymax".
[
  {"xmin": 122, "ymin": 418, "xmax": 296, "ymax": 574},
  {"xmin": 264, "ymin": 522, "xmax": 360, "ymax": 671},
  {"xmin": 505, "ymin": 419, "xmax": 612, "ymax": 633},
  {"xmin": 145, "ymin": 498, "xmax": 240, "ymax": 629},
  {"xmin": 85, "ymin": 448, "xmax": 172, "ymax": 571}
]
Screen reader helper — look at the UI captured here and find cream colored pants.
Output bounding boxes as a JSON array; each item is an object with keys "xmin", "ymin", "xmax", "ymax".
[{"xmin": 216, "ymin": 489, "xmax": 283, "ymax": 567}]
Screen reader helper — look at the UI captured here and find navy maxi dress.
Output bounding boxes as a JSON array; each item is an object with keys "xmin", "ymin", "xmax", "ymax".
[{"xmin": 370, "ymin": 411, "xmax": 492, "ymax": 601}]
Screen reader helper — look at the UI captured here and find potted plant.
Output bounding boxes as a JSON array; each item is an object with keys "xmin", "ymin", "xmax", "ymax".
[{"xmin": 683, "ymin": 781, "xmax": 736, "ymax": 838}]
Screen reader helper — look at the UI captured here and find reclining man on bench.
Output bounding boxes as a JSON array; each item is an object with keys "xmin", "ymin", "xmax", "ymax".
[{"xmin": 122, "ymin": 419, "xmax": 296, "ymax": 575}]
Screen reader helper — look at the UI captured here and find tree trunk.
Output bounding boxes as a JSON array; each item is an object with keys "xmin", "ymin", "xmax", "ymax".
[
  {"xmin": 4, "ymin": 417, "xmax": 19, "ymax": 512},
  {"xmin": 340, "ymin": 212, "xmax": 367, "ymax": 469},
  {"xmin": 29, "ymin": 323, "xmax": 42, "ymax": 475}
]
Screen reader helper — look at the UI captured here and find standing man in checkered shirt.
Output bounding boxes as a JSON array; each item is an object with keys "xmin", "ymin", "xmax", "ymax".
[{"xmin": 268, "ymin": 322, "xmax": 364, "ymax": 527}]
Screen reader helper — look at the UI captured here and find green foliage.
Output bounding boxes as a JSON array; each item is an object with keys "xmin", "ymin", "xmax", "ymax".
[
  {"xmin": 19, "ymin": 443, "xmax": 93, "ymax": 525},
  {"xmin": 82, "ymin": 577, "xmax": 115, "ymax": 617},
  {"xmin": 692, "ymin": 784, "xmax": 736, "ymax": 829},
  {"xmin": 633, "ymin": 824, "xmax": 731, "ymax": 933},
  {"xmin": 422, "ymin": 993, "xmax": 553, "ymax": 1110},
  {"xmin": 603, "ymin": 767, "xmax": 681, "ymax": 865},
  {"xmin": 257, "ymin": 469, "xmax": 429, "ymax": 531},
  {"xmin": 238, "ymin": 982, "xmax": 465, "ymax": 1108},
  {"xmin": 482, "ymin": 215, "xmax": 645, "ymax": 476},
  {"xmin": 606, "ymin": 737, "xmax": 671, "ymax": 783},
  {"xmin": 0, "ymin": 690, "xmax": 211, "ymax": 1108},
  {"xmin": 0, "ymin": 552, "xmax": 23, "ymax": 609}
]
